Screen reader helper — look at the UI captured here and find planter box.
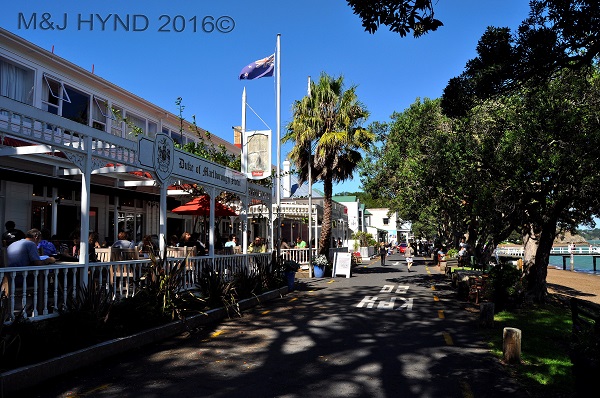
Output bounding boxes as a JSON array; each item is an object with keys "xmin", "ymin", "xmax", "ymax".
[{"xmin": 359, "ymin": 246, "xmax": 374, "ymax": 260}]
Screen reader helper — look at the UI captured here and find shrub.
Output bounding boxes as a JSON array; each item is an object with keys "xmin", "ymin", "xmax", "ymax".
[
  {"xmin": 0, "ymin": 293, "xmax": 25, "ymax": 368},
  {"xmin": 486, "ymin": 263, "xmax": 525, "ymax": 311},
  {"xmin": 446, "ymin": 248, "xmax": 458, "ymax": 258},
  {"xmin": 352, "ymin": 231, "xmax": 375, "ymax": 247}
]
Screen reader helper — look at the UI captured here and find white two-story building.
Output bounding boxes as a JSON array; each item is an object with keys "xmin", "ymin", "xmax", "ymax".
[{"xmin": 0, "ymin": 27, "xmax": 270, "ymax": 253}]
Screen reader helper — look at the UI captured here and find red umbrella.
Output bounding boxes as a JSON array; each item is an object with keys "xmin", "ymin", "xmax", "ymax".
[{"xmin": 171, "ymin": 195, "xmax": 238, "ymax": 217}]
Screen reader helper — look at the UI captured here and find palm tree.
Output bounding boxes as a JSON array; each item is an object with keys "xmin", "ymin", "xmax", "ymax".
[{"xmin": 284, "ymin": 73, "xmax": 373, "ymax": 256}]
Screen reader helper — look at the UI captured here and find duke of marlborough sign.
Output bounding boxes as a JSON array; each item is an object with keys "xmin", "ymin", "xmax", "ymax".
[{"xmin": 138, "ymin": 134, "xmax": 247, "ymax": 194}]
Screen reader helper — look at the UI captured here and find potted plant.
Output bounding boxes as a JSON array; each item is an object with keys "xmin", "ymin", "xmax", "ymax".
[{"xmin": 312, "ymin": 254, "xmax": 329, "ymax": 278}]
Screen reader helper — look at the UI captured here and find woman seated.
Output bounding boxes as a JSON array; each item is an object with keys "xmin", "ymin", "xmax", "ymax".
[{"xmin": 138, "ymin": 235, "xmax": 156, "ymax": 257}]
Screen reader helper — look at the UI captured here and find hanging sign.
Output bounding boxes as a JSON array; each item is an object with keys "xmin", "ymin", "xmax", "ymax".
[{"xmin": 242, "ymin": 130, "xmax": 271, "ymax": 180}]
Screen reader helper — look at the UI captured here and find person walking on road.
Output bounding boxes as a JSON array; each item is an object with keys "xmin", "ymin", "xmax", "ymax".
[
  {"xmin": 379, "ymin": 242, "xmax": 387, "ymax": 266},
  {"xmin": 405, "ymin": 243, "xmax": 415, "ymax": 272}
]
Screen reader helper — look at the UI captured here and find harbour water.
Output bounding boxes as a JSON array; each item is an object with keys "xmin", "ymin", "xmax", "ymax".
[{"xmin": 548, "ymin": 239, "xmax": 600, "ymax": 274}]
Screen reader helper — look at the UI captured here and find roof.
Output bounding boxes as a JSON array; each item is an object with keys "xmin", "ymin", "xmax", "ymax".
[
  {"xmin": 279, "ymin": 174, "xmax": 323, "ymax": 199},
  {"xmin": 332, "ymin": 195, "xmax": 358, "ymax": 202}
]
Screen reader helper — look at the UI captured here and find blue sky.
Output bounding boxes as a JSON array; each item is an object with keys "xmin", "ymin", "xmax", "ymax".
[{"xmin": 1, "ymin": 0, "xmax": 532, "ymax": 194}]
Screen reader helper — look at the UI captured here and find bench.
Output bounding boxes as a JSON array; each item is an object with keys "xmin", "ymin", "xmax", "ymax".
[
  {"xmin": 467, "ymin": 275, "xmax": 488, "ymax": 304},
  {"xmin": 443, "ymin": 258, "xmax": 459, "ymax": 277},
  {"xmin": 452, "ymin": 270, "xmax": 483, "ymax": 299}
]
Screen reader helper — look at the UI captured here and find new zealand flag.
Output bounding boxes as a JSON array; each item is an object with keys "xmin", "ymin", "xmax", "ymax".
[{"xmin": 239, "ymin": 54, "xmax": 275, "ymax": 80}]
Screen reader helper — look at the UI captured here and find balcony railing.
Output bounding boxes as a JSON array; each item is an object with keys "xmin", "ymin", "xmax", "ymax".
[{"xmin": 0, "ymin": 96, "xmax": 138, "ymax": 167}]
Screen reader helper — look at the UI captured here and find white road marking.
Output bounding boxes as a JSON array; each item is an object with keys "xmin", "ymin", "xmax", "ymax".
[{"xmin": 357, "ymin": 285, "xmax": 414, "ymax": 310}]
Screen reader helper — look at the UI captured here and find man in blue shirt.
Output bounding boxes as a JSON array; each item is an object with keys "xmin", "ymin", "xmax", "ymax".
[{"xmin": 7, "ymin": 229, "xmax": 56, "ymax": 267}]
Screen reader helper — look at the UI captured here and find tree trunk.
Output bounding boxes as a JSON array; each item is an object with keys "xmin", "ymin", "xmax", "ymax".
[
  {"xmin": 522, "ymin": 222, "xmax": 555, "ymax": 302},
  {"xmin": 319, "ymin": 178, "xmax": 333, "ymax": 257}
]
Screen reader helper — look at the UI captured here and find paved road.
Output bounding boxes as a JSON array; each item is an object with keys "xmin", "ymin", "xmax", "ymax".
[{"xmin": 20, "ymin": 253, "xmax": 528, "ymax": 398}]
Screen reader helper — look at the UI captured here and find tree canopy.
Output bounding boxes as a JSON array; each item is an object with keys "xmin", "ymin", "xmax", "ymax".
[
  {"xmin": 346, "ymin": 0, "xmax": 442, "ymax": 37},
  {"xmin": 356, "ymin": 0, "xmax": 600, "ymax": 305}
]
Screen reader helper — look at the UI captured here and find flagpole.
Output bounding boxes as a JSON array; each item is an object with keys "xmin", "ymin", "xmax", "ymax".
[
  {"xmin": 307, "ymin": 75, "xmax": 313, "ymax": 278},
  {"xmin": 276, "ymin": 34, "xmax": 281, "ymax": 262},
  {"xmin": 241, "ymin": 87, "xmax": 248, "ymax": 254}
]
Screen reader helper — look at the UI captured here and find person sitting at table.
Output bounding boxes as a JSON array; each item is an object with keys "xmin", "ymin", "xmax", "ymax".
[
  {"xmin": 2, "ymin": 220, "xmax": 25, "ymax": 248},
  {"xmin": 192, "ymin": 232, "xmax": 207, "ymax": 256},
  {"xmin": 179, "ymin": 231, "xmax": 194, "ymax": 248},
  {"xmin": 177, "ymin": 231, "xmax": 203, "ymax": 256},
  {"xmin": 224, "ymin": 235, "xmax": 236, "ymax": 248},
  {"xmin": 221, "ymin": 235, "xmax": 237, "ymax": 255},
  {"xmin": 51, "ymin": 234, "xmax": 70, "ymax": 258},
  {"xmin": 137, "ymin": 234, "xmax": 156, "ymax": 257},
  {"xmin": 280, "ymin": 237, "xmax": 291, "ymax": 249},
  {"xmin": 88, "ymin": 232, "xmax": 100, "ymax": 262},
  {"xmin": 295, "ymin": 236, "xmax": 307, "ymax": 249},
  {"xmin": 248, "ymin": 236, "xmax": 266, "ymax": 253},
  {"xmin": 112, "ymin": 231, "xmax": 134, "ymax": 249},
  {"xmin": 7, "ymin": 228, "xmax": 56, "ymax": 267},
  {"xmin": 37, "ymin": 228, "xmax": 59, "ymax": 257},
  {"xmin": 65, "ymin": 230, "xmax": 80, "ymax": 259}
]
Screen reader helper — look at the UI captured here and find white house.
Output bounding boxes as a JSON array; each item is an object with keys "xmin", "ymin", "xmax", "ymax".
[{"xmin": 365, "ymin": 208, "xmax": 412, "ymax": 245}]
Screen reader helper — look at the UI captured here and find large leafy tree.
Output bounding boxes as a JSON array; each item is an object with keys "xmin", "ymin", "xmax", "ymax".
[
  {"xmin": 459, "ymin": 68, "xmax": 600, "ymax": 302},
  {"xmin": 284, "ymin": 73, "xmax": 373, "ymax": 256},
  {"xmin": 361, "ymin": 98, "xmax": 515, "ymax": 256},
  {"xmin": 367, "ymin": 70, "xmax": 600, "ymax": 305},
  {"xmin": 504, "ymin": 69, "xmax": 600, "ymax": 301},
  {"xmin": 440, "ymin": 3, "xmax": 600, "ymax": 301}
]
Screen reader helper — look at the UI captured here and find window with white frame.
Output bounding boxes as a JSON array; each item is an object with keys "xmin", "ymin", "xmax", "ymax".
[
  {"xmin": 125, "ymin": 111, "xmax": 145, "ymax": 138},
  {"xmin": 42, "ymin": 74, "xmax": 68, "ymax": 115},
  {"xmin": 383, "ymin": 218, "xmax": 389, "ymax": 226},
  {"xmin": 62, "ymin": 85, "xmax": 89, "ymax": 125},
  {"xmin": 0, "ymin": 57, "xmax": 34, "ymax": 105},
  {"xmin": 147, "ymin": 120, "xmax": 157, "ymax": 138},
  {"xmin": 42, "ymin": 74, "xmax": 90, "ymax": 125},
  {"xmin": 171, "ymin": 130, "xmax": 183, "ymax": 145},
  {"xmin": 163, "ymin": 126, "xmax": 183, "ymax": 145},
  {"xmin": 111, "ymin": 105, "xmax": 124, "ymax": 137},
  {"xmin": 92, "ymin": 95, "xmax": 116, "ymax": 132}
]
